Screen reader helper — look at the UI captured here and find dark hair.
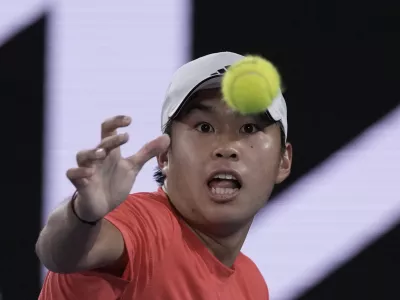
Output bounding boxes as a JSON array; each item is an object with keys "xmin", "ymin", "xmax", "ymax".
[
  {"xmin": 153, "ymin": 118, "xmax": 173, "ymax": 186},
  {"xmin": 153, "ymin": 118, "xmax": 287, "ymax": 186}
]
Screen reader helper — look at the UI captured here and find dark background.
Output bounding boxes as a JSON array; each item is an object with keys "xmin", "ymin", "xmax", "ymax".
[
  {"xmin": 0, "ymin": 0, "xmax": 399, "ymax": 298},
  {"xmin": 0, "ymin": 15, "xmax": 45, "ymax": 300}
]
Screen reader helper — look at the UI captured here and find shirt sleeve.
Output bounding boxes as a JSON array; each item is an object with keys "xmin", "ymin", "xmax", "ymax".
[
  {"xmin": 39, "ymin": 271, "xmax": 129, "ymax": 300},
  {"xmin": 104, "ymin": 193, "xmax": 176, "ymax": 288}
]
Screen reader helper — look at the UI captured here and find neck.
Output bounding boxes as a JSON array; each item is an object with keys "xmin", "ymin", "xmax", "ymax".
[
  {"xmin": 162, "ymin": 184, "xmax": 252, "ymax": 267},
  {"xmin": 188, "ymin": 221, "xmax": 253, "ymax": 267}
]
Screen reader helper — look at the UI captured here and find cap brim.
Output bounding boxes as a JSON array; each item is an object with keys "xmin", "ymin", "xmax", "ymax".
[
  {"xmin": 168, "ymin": 75, "xmax": 223, "ymax": 119},
  {"xmin": 191, "ymin": 76, "xmax": 222, "ymax": 93}
]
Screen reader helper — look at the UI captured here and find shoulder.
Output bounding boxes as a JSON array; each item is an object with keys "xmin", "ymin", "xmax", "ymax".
[
  {"xmin": 103, "ymin": 189, "xmax": 179, "ymax": 281},
  {"xmin": 105, "ymin": 188, "xmax": 177, "ymax": 232},
  {"xmin": 237, "ymin": 253, "xmax": 262, "ymax": 274},
  {"xmin": 122, "ymin": 189, "xmax": 173, "ymax": 215},
  {"xmin": 103, "ymin": 188, "xmax": 179, "ymax": 255},
  {"xmin": 236, "ymin": 253, "xmax": 269, "ymax": 296}
]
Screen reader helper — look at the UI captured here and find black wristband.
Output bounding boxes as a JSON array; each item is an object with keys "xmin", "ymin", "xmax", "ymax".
[{"xmin": 70, "ymin": 191, "xmax": 101, "ymax": 226}]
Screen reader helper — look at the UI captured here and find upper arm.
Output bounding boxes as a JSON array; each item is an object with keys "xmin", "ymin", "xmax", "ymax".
[
  {"xmin": 35, "ymin": 199, "xmax": 126, "ymax": 274},
  {"xmin": 39, "ymin": 271, "xmax": 129, "ymax": 300},
  {"xmin": 80, "ymin": 218, "xmax": 127, "ymax": 276}
]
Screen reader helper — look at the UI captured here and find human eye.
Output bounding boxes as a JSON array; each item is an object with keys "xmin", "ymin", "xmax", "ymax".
[
  {"xmin": 240, "ymin": 123, "xmax": 261, "ymax": 134},
  {"xmin": 195, "ymin": 122, "xmax": 215, "ymax": 133}
]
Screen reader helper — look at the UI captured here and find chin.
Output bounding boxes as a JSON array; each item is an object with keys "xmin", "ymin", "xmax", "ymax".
[
  {"xmin": 201, "ymin": 212, "xmax": 253, "ymax": 236},
  {"xmin": 202, "ymin": 199, "xmax": 253, "ymax": 226}
]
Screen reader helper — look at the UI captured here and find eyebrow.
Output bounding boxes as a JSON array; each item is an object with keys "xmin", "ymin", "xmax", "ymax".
[
  {"xmin": 183, "ymin": 102, "xmax": 214, "ymax": 116},
  {"xmin": 180, "ymin": 101, "xmax": 276, "ymax": 126}
]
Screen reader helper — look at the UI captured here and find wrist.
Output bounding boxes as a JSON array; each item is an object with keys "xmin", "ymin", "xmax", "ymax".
[{"xmin": 70, "ymin": 191, "xmax": 101, "ymax": 226}]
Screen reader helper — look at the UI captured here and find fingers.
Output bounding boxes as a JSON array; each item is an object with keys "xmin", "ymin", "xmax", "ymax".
[
  {"xmin": 75, "ymin": 133, "xmax": 129, "ymax": 167},
  {"xmin": 101, "ymin": 115, "xmax": 131, "ymax": 139},
  {"xmin": 76, "ymin": 148, "xmax": 106, "ymax": 167},
  {"xmin": 127, "ymin": 134, "xmax": 170, "ymax": 172},
  {"xmin": 66, "ymin": 167, "xmax": 94, "ymax": 188},
  {"xmin": 68, "ymin": 115, "xmax": 131, "ymax": 189},
  {"xmin": 98, "ymin": 133, "xmax": 129, "ymax": 153}
]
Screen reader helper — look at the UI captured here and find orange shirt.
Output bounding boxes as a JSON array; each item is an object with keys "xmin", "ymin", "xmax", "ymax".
[{"xmin": 39, "ymin": 188, "xmax": 269, "ymax": 300}]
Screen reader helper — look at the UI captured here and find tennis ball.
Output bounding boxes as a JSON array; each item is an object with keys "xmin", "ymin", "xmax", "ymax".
[{"xmin": 221, "ymin": 55, "xmax": 281, "ymax": 114}]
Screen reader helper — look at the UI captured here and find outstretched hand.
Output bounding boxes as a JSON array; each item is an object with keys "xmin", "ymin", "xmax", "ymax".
[{"xmin": 66, "ymin": 115, "xmax": 170, "ymax": 221}]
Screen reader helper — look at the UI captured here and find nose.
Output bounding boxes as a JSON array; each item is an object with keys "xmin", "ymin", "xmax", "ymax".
[{"xmin": 212, "ymin": 146, "xmax": 239, "ymax": 161}]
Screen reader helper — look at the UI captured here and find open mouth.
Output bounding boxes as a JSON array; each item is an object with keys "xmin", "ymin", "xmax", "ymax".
[{"xmin": 207, "ymin": 172, "xmax": 242, "ymax": 196}]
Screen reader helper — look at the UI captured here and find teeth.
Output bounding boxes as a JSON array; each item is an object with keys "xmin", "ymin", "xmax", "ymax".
[
  {"xmin": 211, "ymin": 187, "xmax": 238, "ymax": 195},
  {"xmin": 213, "ymin": 173, "xmax": 237, "ymax": 180}
]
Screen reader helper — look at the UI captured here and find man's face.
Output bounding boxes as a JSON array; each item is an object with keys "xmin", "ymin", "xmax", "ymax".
[{"xmin": 159, "ymin": 88, "xmax": 292, "ymax": 233}]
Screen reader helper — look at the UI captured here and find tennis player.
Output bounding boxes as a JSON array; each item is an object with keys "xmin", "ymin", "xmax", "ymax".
[{"xmin": 36, "ymin": 51, "xmax": 292, "ymax": 299}]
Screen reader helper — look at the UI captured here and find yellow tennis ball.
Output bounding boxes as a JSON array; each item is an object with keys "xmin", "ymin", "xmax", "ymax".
[{"xmin": 222, "ymin": 55, "xmax": 281, "ymax": 114}]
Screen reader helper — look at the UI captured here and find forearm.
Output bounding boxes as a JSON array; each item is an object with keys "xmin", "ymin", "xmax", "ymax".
[{"xmin": 36, "ymin": 197, "xmax": 102, "ymax": 273}]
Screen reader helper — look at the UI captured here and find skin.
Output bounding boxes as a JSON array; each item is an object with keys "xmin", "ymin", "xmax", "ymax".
[{"xmin": 158, "ymin": 88, "xmax": 292, "ymax": 266}]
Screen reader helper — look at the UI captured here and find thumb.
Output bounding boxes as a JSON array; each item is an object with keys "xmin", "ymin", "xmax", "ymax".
[{"xmin": 127, "ymin": 134, "xmax": 170, "ymax": 173}]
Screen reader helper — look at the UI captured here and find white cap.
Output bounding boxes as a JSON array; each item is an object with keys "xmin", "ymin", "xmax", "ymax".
[{"xmin": 161, "ymin": 51, "xmax": 288, "ymax": 140}]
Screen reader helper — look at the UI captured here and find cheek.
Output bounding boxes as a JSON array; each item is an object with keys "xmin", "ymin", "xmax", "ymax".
[
  {"xmin": 251, "ymin": 130, "xmax": 281, "ymax": 155},
  {"xmin": 244, "ymin": 154, "xmax": 280, "ymax": 207},
  {"xmin": 168, "ymin": 139, "xmax": 207, "ymax": 179},
  {"xmin": 246, "ymin": 136, "xmax": 282, "ymax": 179}
]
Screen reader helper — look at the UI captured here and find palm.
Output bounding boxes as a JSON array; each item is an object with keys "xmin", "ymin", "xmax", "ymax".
[
  {"xmin": 67, "ymin": 116, "xmax": 170, "ymax": 220},
  {"xmin": 102, "ymin": 157, "xmax": 137, "ymax": 205},
  {"xmin": 82, "ymin": 155, "xmax": 135, "ymax": 216}
]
